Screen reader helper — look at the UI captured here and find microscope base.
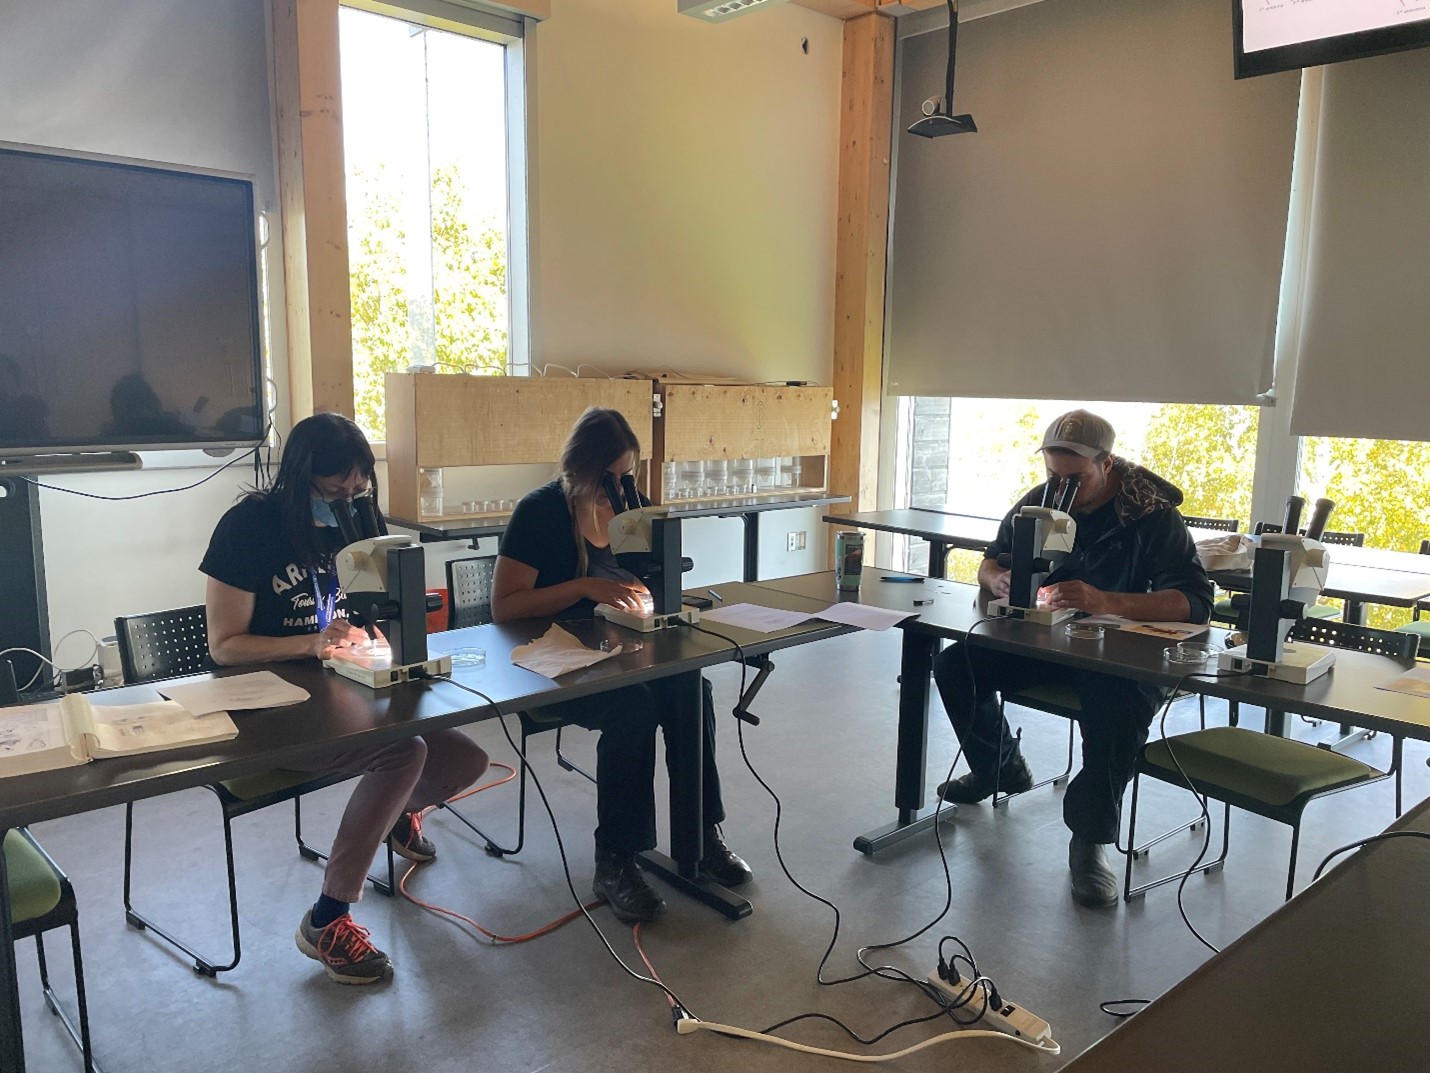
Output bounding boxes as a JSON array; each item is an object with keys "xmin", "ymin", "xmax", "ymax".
[
  {"xmin": 596, "ymin": 605, "xmax": 701, "ymax": 632},
  {"xmin": 987, "ymin": 600, "xmax": 1077, "ymax": 627},
  {"xmin": 324, "ymin": 653, "xmax": 454, "ymax": 689},
  {"xmin": 1217, "ymin": 643, "xmax": 1335, "ymax": 686}
]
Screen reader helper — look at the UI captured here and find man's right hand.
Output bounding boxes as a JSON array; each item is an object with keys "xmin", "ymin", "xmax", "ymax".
[
  {"xmin": 978, "ymin": 559, "xmax": 1011, "ymax": 599},
  {"xmin": 585, "ymin": 576, "xmax": 651, "ymax": 612}
]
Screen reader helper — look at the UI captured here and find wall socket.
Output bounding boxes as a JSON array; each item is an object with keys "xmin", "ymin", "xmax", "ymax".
[{"xmin": 786, "ymin": 530, "xmax": 807, "ymax": 552}]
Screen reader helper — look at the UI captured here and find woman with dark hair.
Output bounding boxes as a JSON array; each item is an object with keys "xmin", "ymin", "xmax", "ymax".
[
  {"xmin": 201, "ymin": 412, "xmax": 489, "ymax": 984},
  {"xmin": 491, "ymin": 406, "xmax": 750, "ymax": 924}
]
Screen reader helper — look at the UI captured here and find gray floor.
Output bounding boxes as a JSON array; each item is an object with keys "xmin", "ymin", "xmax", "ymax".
[{"xmin": 14, "ymin": 627, "xmax": 1424, "ymax": 1072}]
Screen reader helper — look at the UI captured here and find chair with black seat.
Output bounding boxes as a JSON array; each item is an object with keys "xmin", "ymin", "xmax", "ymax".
[
  {"xmin": 5, "ymin": 827, "xmax": 97, "ymax": 1072},
  {"xmin": 1392, "ymin": 539, "xmax": 1430, "ymax": 656},
  {"xmin": 438, "ymin": 557, "xmax": 594, "ymax": 859},
  {"xmin": 1123, "ymin": 617, "xmax": 1412, "ymax": 903},
  {"xmin": 115, "ymin": 606, "xmax": 393, "ymax": 977}
]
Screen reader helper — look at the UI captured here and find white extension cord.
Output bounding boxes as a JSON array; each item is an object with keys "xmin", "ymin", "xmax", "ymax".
[{"xmin": 675, "ymin": 1015, "xmax": 1060, "ymax": 1062}]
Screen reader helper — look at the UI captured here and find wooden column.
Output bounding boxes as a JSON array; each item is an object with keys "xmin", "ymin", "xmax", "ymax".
[
  {"xmin": 829, "ymin": 12, "xmax": 894, "ymax": 523},
  {"xmin": 272, "ymin": 0, "xmax": 354, "ymax": 420}
]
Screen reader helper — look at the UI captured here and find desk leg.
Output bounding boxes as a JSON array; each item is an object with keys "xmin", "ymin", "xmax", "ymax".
[
  {"xmin": 741, "ymin": 513, "xmax": 760, "ymax": 583},
  {"xmin": 0, "ymin": 828, "xmax": 25, "ymax": 1073},
  {"xmin": 929, "ymin": 541, "xmax": 949, "ymax": 580},
  {"xmin": 636, "ymin": 671, "xmax": 752, "ymax": 920},
  {"xmin": 853, "ymin": 631, "xmax": 957, "ymax": 855}
]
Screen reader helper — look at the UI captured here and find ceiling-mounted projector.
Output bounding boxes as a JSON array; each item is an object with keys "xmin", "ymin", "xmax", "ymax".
[
  {"xmin": 908, "ymin": 0, "xmax": 977, "ymax": 139},
  {"xmin": 678, "ymin": 0, "xmax": 789, "ymax": 23}
]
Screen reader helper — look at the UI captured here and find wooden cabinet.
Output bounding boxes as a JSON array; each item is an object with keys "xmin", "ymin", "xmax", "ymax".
[{"xmin": 384, "ymin": 373, "xmax": 654, "ymax": 521}]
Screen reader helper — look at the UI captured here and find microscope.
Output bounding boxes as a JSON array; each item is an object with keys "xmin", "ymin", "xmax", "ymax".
[
  {"xmin": 323, "ymin": 492, "xmax": 451, "ymax": 688},
  {"xmin": 1217, "ymin": 497, "xmax": 1335, "ymax": 685},
  {"xmin": 594, "ymin": 472, "xmax": 700, "ymax": 633},
  {"xmin": 988, "ymin": 476, "xmax": 1081, "ymax": 626}
]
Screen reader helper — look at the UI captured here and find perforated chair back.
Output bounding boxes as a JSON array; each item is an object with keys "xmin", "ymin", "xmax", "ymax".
[
  {"xmin": 1288, "ymin": 618, "xmax": 1417, "ymax": 660},
  {"xmin": 1183, "ymin": 516, "xmax": 1239, "ymax": 533},
  {"xmin": 1319, "ymin": 530, "xmax": 1366, "ymax": 547},
  {"xmin": 114, "ymin": 606, "xmax": 210, "ymax": 685},
  {"xmin": 447, "ymin": 557, "xmax": 496, "ymax": 629},
  {"xmin": 1254, "ymin": 521, "xmax": 1283, "ymax": 536}
]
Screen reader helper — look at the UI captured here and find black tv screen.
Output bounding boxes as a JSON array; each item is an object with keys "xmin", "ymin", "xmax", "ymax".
[
  {"xmin": 0, "ymin": 145, "xmax": 264, "ymax": 456},
  {"xmin": 1235, "ymin": 0, "xmax": 1430, "ymax": 79}
]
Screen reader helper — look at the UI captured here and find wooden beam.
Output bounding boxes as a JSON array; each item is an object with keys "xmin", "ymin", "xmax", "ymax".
[
  {"xmin": 791, "ymin": 0, "xmax": 876, "ymax": 18},
  {"xmin": 272, "ymin": 0, "xmax": 354, "ymax": 420},
  {"xmin": 829, "ymin": 12, "xmax": 893, "ymax": 525}
]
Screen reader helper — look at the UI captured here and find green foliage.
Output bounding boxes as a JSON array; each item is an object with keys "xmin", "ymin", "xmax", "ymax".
[
  {"xmin": 348, "ymin": 164, "xmax": 508, "ymax": 440},
  {"xmin": 1140, "ymin": 404, "xmax": 1259, "ymax": 524}
]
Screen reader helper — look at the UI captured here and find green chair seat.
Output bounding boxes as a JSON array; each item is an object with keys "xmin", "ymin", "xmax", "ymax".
[
  {"xmin": 1393, "ymin": 620, "xmax": 1430, "ymax": 638},
  {"xmin": 1212, "ymin": 596, "xmax": 1238, "ymax": 621},
  {"xmin": 1143, "ymin": 726, "xmax": 1379, "ymax": 808},
  {"xmin": 218, "ymin": 768, "xmax": 323, "ymax": 802},
  {"xmin": 4, "ymin": 830, "xmax": 62, "ymax": 925},
  {"xmin": 1305, "ymin": 602, "xmax": 1340, "ymax": 620},
  {"xmin": 1213, "ymin": 597, "xmax": 1339, "ymax": 624}
]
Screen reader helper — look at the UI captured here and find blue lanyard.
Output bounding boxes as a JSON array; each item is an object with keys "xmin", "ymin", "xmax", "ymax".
[{"xmin": 313, "ymin": 568, "xmax": 339, "ymax": 630}]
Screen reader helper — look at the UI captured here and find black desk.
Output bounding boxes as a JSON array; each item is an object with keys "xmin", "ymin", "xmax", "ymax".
[
  {"xmin": 1062, "ymin": 797, "xmax": 1430, "ymax": 1073},
  {"xmin": 821, "ymin": 508, "xmax": 999, "ymax": 578},
  {"xmin": 754, "ymin": 573, "xmax": 1430, "ymax": 855},
  {"xmin": 0, "ymin": 616, "xmax": 741, "ymax": 1072},
  {"xmin": 391, "ymin": 491, "xmax": 849, "ymax": 584}
]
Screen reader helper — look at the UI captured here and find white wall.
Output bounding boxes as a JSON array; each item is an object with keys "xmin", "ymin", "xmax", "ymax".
[
  {"xmin": 0, "ymin": 0, "xmax": 285, "ymax": 653},
  {"xmin": 530, "ymin": 0, "xmax": 844, "ymax": 579}
]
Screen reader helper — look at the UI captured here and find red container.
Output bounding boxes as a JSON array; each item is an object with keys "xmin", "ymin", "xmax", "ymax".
[{"xmin": 425, "ymin": 589, "xmax": 449, "ymax": 634}]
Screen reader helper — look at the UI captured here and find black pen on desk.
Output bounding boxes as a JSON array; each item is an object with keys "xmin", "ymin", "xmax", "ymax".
[{"xmin": 708, "ymin": 589, "xmax": 724, "ymax": 603}]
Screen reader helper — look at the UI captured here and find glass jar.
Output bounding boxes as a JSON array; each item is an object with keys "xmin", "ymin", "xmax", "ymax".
[{"xmin": 419, "ymin": 467, "xmax": 444, "ymax": 519}]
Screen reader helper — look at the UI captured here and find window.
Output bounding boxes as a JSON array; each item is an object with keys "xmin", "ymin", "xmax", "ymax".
[
  {"xmin": 339, "ymin": 5, "xmax": 520, "ymax": 441},
  {"xmin": 893, "ymin": 397, "xmax": 1259, "ymax": 580}
]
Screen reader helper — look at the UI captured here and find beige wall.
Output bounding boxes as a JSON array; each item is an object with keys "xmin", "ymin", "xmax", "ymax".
[{"xmin": 531, "ymin": 0, "xmax": 843, "ymax": 385}]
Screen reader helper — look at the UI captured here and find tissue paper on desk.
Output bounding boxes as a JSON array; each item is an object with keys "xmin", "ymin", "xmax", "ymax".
[
  {"xmin": 510, "ymin": 624, "xmax": 621, "ymax": 679},
  {"xmin": 1194, "ymin": 532, "xmax": 1255, "ymax": 572}
]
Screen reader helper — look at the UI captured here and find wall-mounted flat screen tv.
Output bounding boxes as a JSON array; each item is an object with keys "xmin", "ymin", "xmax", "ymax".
[
  {"xmin": 1235, "ymin": 0, "xmax": 1430, "ymax": 79},
  {"xmin": 0, "ymin": 145, "xmax": 264, "ymax": 457}
]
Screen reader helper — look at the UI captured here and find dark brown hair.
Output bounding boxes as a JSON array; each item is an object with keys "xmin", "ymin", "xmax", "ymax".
[{"xmin": 558, "ymin": 407, "xmax": 640, "ymax": 575}]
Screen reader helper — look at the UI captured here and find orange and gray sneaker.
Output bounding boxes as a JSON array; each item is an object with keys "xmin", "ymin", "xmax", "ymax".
[
  {"xmin": 388, "ymin": 810, "xmax": 436, "ymax": 863},
  {"xmin": 295, "ymin": 913, "xmax": 393, "ymax": 984}
]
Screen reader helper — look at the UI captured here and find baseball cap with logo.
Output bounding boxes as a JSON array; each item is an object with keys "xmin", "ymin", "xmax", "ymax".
[{"xmin": 1040, "ymin": 409, "xmax": 1115, "ymax": 459}]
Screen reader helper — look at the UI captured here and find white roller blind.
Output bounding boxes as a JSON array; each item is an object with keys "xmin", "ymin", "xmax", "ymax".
[
  {"xmin": 1290, "ymin": 49, "xmax": 1430, "ymax": 442},
  {"xmin": 886, "ymin": 0, "xmax": 1301, "ymax": 403}
]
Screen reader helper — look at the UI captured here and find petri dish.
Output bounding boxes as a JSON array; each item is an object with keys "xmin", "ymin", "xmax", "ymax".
[
  {"xmin": 1164, "ymin": 642, "xmax": 1215, "ymax": 666},
  {"xmin": 1065, "ymin": 622, "xmax": 1105, "ymax": 641}
]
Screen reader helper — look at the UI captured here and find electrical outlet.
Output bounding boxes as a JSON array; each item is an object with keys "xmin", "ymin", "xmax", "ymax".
[{"xmin": 786, "ymin": 531, "xmax": 807, "ymax": 552}]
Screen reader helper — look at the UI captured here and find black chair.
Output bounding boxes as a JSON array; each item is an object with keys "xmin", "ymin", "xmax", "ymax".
[
  {"xmin": 1124, "ymin": 618, "xmax": 1412, "ymax": 903},
  {"xmin": 115, "ymin": 606, "xmax": 393, "ymax": 977},
  {"xmin": 439, "ymin": 557, "xmax": 594, "ymax": 858},
  {"xmin": 1183, "ymin": 515, "xmax": 1240, "ymax": 533},
  {"xmin": 6, "ymin": 828, "xmax": 97, "ymax": 1072}
]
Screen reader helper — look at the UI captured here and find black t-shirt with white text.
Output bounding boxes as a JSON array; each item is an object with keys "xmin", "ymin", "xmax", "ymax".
[{"xmin": 200, "ymin": 496, "xmax": 345, "ymax": 637}]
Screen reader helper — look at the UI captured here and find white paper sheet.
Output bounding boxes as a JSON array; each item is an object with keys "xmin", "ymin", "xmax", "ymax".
[
  {"xmin": 1375, "ymin": 665, "xmax": 1430, "ymax": 699},
  {"xmin": 1075, "ymin": 615, "xmax": 1210, "ymax": 640},
  {"xmin": 157, "ymin": 671, "xmax": 310, "ymax": 716},
  {"xmin": 813, "ymin": 602, "xmax": 918, "ymax": 632},
  {"xmin": 699, "ymin": 603, "xmax": 815, "ymax": 633},
  {"xmin": 510, "ymin": 624, "xmax": 621, "ymax": 678}
]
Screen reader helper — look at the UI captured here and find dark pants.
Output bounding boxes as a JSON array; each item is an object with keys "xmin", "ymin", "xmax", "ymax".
[
  {"xmin": 541, "ymin": 676, "xmax": 725, "ymax": 856},
  {"xmin": 932, "ymin": 641, "xmax": 1164, "ymax": 844}
]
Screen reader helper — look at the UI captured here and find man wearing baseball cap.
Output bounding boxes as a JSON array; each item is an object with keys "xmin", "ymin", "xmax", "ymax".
[{"xmin": 932, "ymin": 409, "xmax": 1213, "ymax": 909}]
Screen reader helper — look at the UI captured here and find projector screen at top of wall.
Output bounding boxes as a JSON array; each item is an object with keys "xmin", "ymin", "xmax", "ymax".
[{"xmin": 1234, "ymin": 0, "xmax": 1430, "ymax": 79}]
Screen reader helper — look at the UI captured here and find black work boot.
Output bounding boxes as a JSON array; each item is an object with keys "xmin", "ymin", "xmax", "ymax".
[
  {"xmin": 698, "ymin": 825, "xmax": 753, "ymax": 887},
  {"xmin": 1068, "ymin": 835, "xmax": 1119, "ymax": 909},
  {"xmin": 593, "ymin": 849, "xmax": 666, "ymax": 924},
  {"xmin": 937, "ymin": 749, "xmax": 1034, "ymax": 804}
]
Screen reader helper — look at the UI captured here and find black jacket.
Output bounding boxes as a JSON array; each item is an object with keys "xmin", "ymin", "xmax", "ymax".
[{"xmin": 986, "ymin": 458, "xmax": 1214, "ymax": 624}]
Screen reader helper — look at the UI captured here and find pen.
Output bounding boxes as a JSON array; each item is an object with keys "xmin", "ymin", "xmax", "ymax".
[{"xmin": 708, "ymin": 589, "xmax": 724, "ymax": 603}]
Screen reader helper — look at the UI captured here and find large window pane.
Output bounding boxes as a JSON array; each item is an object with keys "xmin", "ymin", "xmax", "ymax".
[
  {"xmin": 340, "ymin": 6, "xmax": 511, "ymax": 440},
  {"xmin": 897, "ymin": 397, "xmax": 1258, "ymax": 579}
]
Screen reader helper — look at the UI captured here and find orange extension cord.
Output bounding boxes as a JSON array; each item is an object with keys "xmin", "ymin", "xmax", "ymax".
[{"xmin": 396, "ymin": 761, "xmax": 606, "ymax": 943}]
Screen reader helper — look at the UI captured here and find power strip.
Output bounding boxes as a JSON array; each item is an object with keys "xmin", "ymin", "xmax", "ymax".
[{"xmin": 925, "ymin": 971, "xmax": 1054, "ymax": 1047}]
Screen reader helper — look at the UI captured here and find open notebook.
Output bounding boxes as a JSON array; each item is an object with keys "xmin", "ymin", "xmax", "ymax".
[{"xmin": 0, "ymin": 695, "xmax": 238, "ymax": 778}]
